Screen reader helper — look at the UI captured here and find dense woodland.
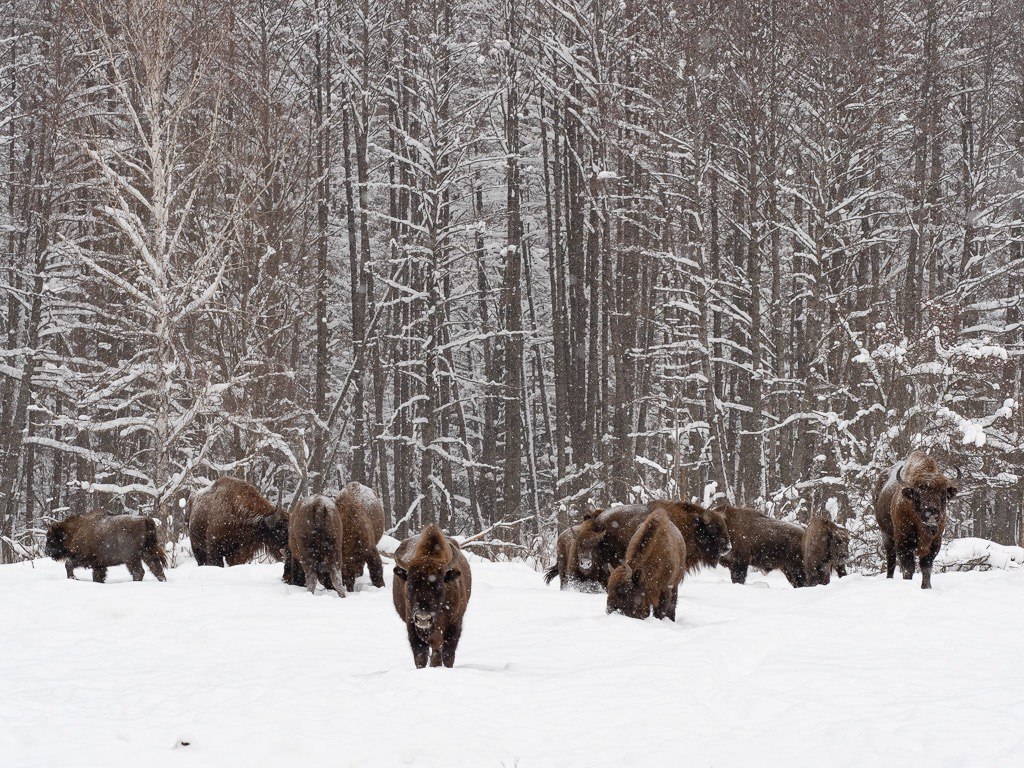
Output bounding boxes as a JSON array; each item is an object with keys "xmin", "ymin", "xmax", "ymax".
[{"xmin": 1, "ymin": 0, "xmax": 1023, "ymax": 564}]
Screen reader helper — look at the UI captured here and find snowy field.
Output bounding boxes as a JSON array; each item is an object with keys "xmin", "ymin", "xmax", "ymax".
[{"xmin": 2, "ymin": 554, "xmax": 1023, "ymax": 768}]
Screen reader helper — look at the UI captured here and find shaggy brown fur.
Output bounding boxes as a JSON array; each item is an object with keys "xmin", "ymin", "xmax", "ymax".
[
  {"xmin": 875, "ymin": 450, "xmax": 959, "ymax": 589},
  {"xmin": 802, "ymin": 517, "xmax": 850, "ymax": 586},
  {"xmin": 45, "ymin": 513, "xmax": 167, "ymax": 582},
  {"xmin": 287, "ymin": 495, "xmax": 347, "ymax": 597},
  {"xmin": 606, "ymin": 509, "xmax": 686, "ymax": 621},
  {"xmin": 188, "ymin": 477, "xmax": 289, "ymax": 567},
  {"xmin": 720, "ymin": 506, "xmax": 806, "ymax": 587},
  {"xmin": 393, "ymin": 524, "xmax": 472, "ymax": 668},
  {"xmin": 571, "ymin": 501, "xmax": 732, "ymax": 588}
]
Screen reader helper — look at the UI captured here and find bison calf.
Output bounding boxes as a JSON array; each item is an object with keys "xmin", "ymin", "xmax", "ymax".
[
  {"xmin": 720, "ymin": 506, "xmax": 806, "ymax": 587},
  {"xmin": 46, "ymin": 513, "xmax": 167, "ymax": 583},
  {"xmin": 288, "ymin": 496, "xmax": 347, "ymax": 597},
  {"xmin": 875, "ymin": 450, "xmax": 960, "ymax": 589},
  {"xmin": 188, "ymin": 477, "xmax": 289, "ymax": 567},
  {"xmin": 606, "ymin": 509, "xmax": 686, "ymax": 621},
  {"xmin": 803, "ymin": 517, "xmax": 850, "ymax": 586},
  {"xmin": 393, "ymin": 524, "xmax": 472, "ymax": 668}
]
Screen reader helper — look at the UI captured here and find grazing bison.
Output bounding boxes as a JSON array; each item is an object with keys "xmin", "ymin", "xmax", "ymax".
[
  {"xmin": 875, "ymin": 450, "xmax": 960, "ymax": 589},
  {"xmin": 720, "ymin": 506, "xmax": 806, "ymax": 587},
  {"xmin": 284, "ymin": 482, "xmax": 386, "ymax": 592},
  {"xmin": 393, "ymin": 524, "xmax": 472, "ymax": 668},
  {"xmin": 606, "ymin": 508, "xmax": 686, "ymax": 621},
  {"xmin": 287, "ymin": 495, "xmax": 347, "ymax": 597},
  {"xmin": 188, "ymin": 477, "xmax": 289, "ymax": 567},
  {"xmin": 45, "ymin": 513, "xmax": 167, "ymax": 583},
  {"xmin": 571, "ymin": 501, "xmax": 732, "ymax": 588},
  {"xmin": 803, "ymin": 517, "xmax": 850, "ymax": 586}
]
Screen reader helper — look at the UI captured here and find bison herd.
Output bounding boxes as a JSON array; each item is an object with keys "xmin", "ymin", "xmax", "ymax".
[{"xmin": 42, "ymin": 449, "xmax": 962, "ymax": 668}]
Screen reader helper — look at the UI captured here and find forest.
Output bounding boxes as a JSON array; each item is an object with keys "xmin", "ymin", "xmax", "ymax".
[{"xmin": 1, "ymin": 0, "xmax": 1022, "ymax": 564}]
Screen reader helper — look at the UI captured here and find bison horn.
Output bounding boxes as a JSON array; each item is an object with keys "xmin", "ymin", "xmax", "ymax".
[
  {"xmin": 951, "ymin": 465, "xmax": 963, "ymax": 484},
  {"xmin": 895, "ymin": 463, "xmax": 904, "ymax": 485}
]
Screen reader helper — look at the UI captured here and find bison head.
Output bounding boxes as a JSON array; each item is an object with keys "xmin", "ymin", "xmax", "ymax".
[
  {"xmin": 694, "ymin": 507, "xmax": 732, "ymax": 559},
  {"xmin": 394, "ymin": 562, "xmax": 461, "ymax": 637},
  {"xmin": 44, "ymin": 523, "xmax": 69, "ymax": 561},
  {"xmin": 262, "ymin": 511, "xmax": 290, "ymax": 554},
  {"xmin": 897, "ymin": 464, "xmax": 960, "ymax": 533},
  {"xmin": 573, "ymin": 509, "xmax": 608, "ymax": 576},
  {"xmin": 606, "ymin": 564, "xmax": 648, "ymax": 619},
  {"xmin": 829, "ymin": 526, "xmax": 851, "ymax": 565}
]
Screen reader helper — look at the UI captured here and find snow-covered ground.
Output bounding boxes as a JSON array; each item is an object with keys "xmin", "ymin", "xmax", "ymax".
[{"xmin": 2, "ymin": 556, "xmax": 1023, "ymax": 768}]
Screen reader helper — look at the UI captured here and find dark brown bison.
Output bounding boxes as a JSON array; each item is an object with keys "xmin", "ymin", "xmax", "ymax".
[
  {"xmin": 393, "ymin": 524, "xmax": 472, "ymax": 668},
  {"xmin": 571, "ymin": 501, "xmax": 731, "ymax": 588},
  {"xmin": 720, "ymin": 506, "xmax": 806, "ymax": 587},
  {"xmin": 283, "ymin": 482, "xmax": 386, "ymax": 592},
  {"xmin": 542, "ymin": 522, "xmax": 605, "ymax": 591},
  {"xmin": 188, "ymin": 477, "xmax": 289, "ymax": 567},
  {"xmin": 875, "ymin": 450, "xmax": 960, "ymax": 589},
  {"xmin": 287, "ymin": 495, "xmax": 347, "ymax": 597},
  {"xmin": 45, "ymin": 513, "xmax": 167, "ymax": 583},
  {"xmin": 606, "ymin": 508, "xmax": 686, "ymax": 621},
  {"xmin": 802, "ymin": 517, "xmax": 850, "ymax": 586}
]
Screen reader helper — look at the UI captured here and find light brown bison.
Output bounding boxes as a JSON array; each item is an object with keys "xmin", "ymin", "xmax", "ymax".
[
  {"xmin": 542, "ymin": 522, "xmax": 605, "ymax": 591},
  {"xmin": 802, "ymin": 517, "xmax": 850, "ymax": 586},
  {"xmin": 284, "ymin": 482, "xmax": 386, "ymax": 592},
  {"xmin": 606, "ymin": 508, "xmax": 686, "ymax": 621},
  {"xmin": 720, "ymin": 506, "xmax": 806, "ymax": 587},
  {"xmin": 875, "ymin": 450, "xmax": 960, "ymax": 589},
  {"xmin": 45, "ymin": 512, "xmax": 167, "ymax": 583},
  {"xmin": 287, "ymin": 495, "xmax": 347, "ymax": 597},
  {"xmin": 188, "ymin": 477, "xmax": 289, "ymax": 567},
  {"xmin": 571, "ymin": 501, "xmax": 731, "ymax": 587},
  {"xmin": 393, "ymin": 524, "xmax": 472, "ymax": 668}
]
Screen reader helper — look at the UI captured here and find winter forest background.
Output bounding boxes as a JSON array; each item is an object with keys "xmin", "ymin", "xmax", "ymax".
[{"xmin": 1, "ymin": 0, "xmax": 1022, "ymax": 564}]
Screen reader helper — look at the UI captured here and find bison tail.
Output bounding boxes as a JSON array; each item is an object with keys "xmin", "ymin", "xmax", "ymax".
[
  {"xmin": 543, "ymin": 565, "xmax": 559, "ymax": 585},
  {"xmin": 144, "ymin": 518, "xmax": 168, "ymax": 567}
]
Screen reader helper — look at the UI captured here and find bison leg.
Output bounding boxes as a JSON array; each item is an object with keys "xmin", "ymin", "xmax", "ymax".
[
  {"xmin": 192, "ymin": 540, "xmax": 209, "ymax": 566},
  {"xmin": 729, "ymin": 561, "xmax": 748, "ymax": 584},
  {"xmin": 441, "ymin": 624, "xmax": 462, "ymax": 668},
  {"xmin": 919, "ymin": 547, "xmax": 938, "ymax": 590},
  {"xmin": 882, "ymin": 533, "xmax": 896, "ymax": 579},
  {"xmin": 92, "ymin": 567, "xmax": 107, "ymax": 583},
  {"xmin": 656, "ymin": 588, "xmax": 677, "ymax": 622},
  {"xmin": 366, "ymin": 550, "xmax": 385, "ymax": 589},
  {"xmin": 783, "ymin": 567, "xmax": 805, "ymax": 588},
  {"xmin": 836, "ymin": 564, "xmax": 847, "ymax": 578},
  {"xmin": 126, "ymin": 560, "xmax": 145, "ymax": 582},
  {"xmin": 330, "ymin": 565, "xmax": 347, "ymax": 599},
  {"xmin": 898, "ymin": 549, "xmax": 915, "ymax": 580},
  {"xmin": 407, "ymin": 626, "xmax": 430, "ymax": 669},
  {"xmin": 65, "ymin": 560, "xmax": 78, "ymax": 580},
  {"xmin": 144, "ymin": 553, "xmax": 167, "ymax": 582},
  {"xmin": 303, "ymin": 563, "xmax": 319, "ymax": 595}
]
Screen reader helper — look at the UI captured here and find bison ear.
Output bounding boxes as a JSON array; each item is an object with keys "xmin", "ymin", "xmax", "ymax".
[
  {"xmin": 393, "ymin": 566, "xmax": 408, "ymax": 581},
  {"xmin": 443, "ymin": 568, "xmax": 461, "ymax": 583},
  {"xmin": 901, "ymin": 487, "xmax": 916, "ymax": 500},
  {"xmin": 946, "ymin": 486, "xmax": 958, "ymax": 498}
]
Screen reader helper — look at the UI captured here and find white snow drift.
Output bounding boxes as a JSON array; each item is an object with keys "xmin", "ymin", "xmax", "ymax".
[{"xmin": 1, "ymin": 556, "xmax": 1022, "ymax": 768}]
